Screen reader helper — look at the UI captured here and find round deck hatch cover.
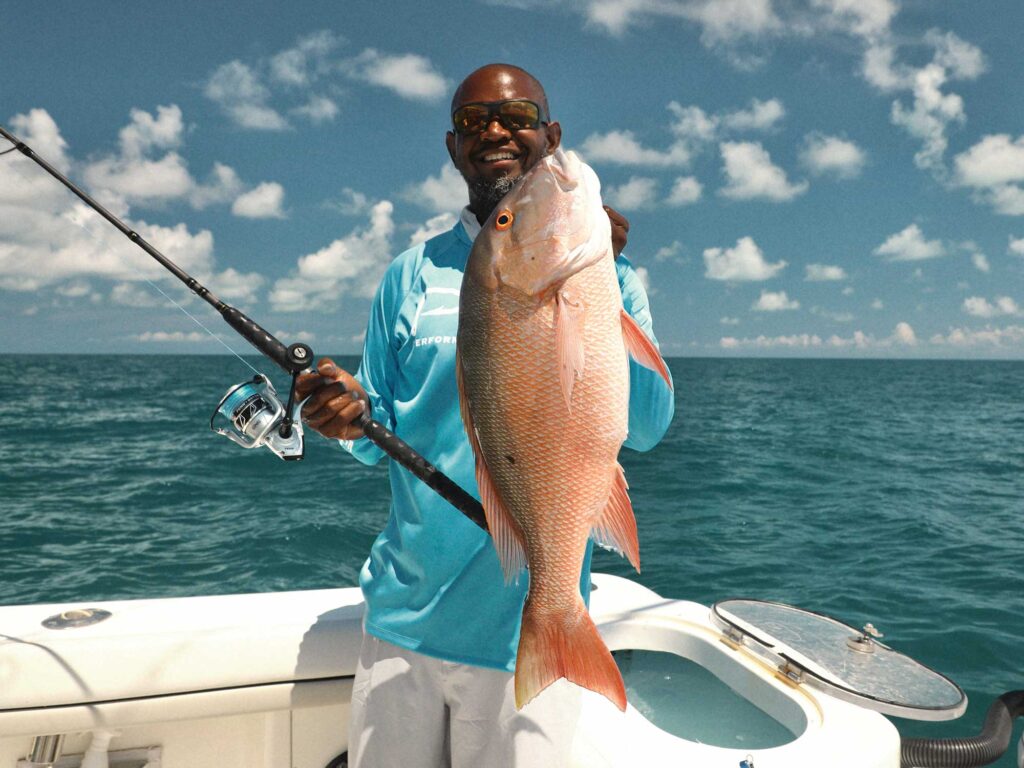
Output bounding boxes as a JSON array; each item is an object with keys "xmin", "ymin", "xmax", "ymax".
[{"xmin": 711, "ymin": 599, "xmax": 967, "ymax": 721}]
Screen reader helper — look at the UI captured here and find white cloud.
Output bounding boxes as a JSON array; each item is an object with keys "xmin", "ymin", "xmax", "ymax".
[
  {"xmin": 345, "ymin": 49, "xmax": 447, "ymax": 102},
  {"xmin": 806, "ymin": 264, "xmax": 847, "ymax": 281},
  {"xmin": 703, "ymin": 236, "xmax": 786, "ymax": 281},
  {"xmin": 963, "ymin": 296, "xmax": 1020, "ymax": 318},
  {"xmin": 231, "ymin": 182, "xmax": 286, "ymax": 219},
  {"xmin": 810, "ymin": 306, "xmax": 854, "ymax": 322},
  {"xmin": 635, "ymin": 266, "xmax": 651, "ymax": 292},
  {"xmin": 269, "ymin": 30, "xmax": 339, "ymax": 87},
  {"xmin": 404, "ymin": 164, "xmax": 467, "ymax": 214},
  {"xmin": 111, "ymin": 282, "xmax": 163, "ymax": 307},
  {"xmin": 118, "ymin": 104, "xmax": 184, "ymax": 158},
  {"xmin": 721, "ymin": 98, "xmax": 785, "ymax": 132},
  {"xmin": 930, "ymin": 325, "xmax": 1024, "ymax": 348},
  {"xmin": 720, "ymin": 316, "xmax": 740, "ymax": 325},
  {"xmin": 605, "ymin": 176, "xmax": 659, "ymax": 210},
  {"xmin": 273, "ymin": 329, "xmax": 316, "ymax": 343},
  {"xmin": 971, "ymin": 253, "xmax": 990, "ymax": 273},
  {"xmin": 667, "ymin": 176, "xmax": 702, "ymax": 206},
  {"xmin": 136, "ymin": 331, "xmax": 208, "ymax": 343},
  {"xmin": 583, "ymin": 0, "xmax": 780, "ymax": 47},
  {"xmin": 719, "ymin": 141, "xmax": 808, "ymax": 201},
  {"xmin": 83, "ymin": 151, "xmax": 194, "ymax": 204},
  {"xmin": 190, "ymin": 163, "xmax": 245, "ymax": 209},
  {"xmin": 867, "ymin": 32, "xmax": 985, "ymax": 178},
  {"xmin": 800, "ymin": 134, "xmax": 866, "ymax": 178},
  {"xmin": 893, "ymin": 321, "xmax": 917, "ymax": 345},
  {"xmin": 871, "ymin": 298, "xmax": 884, "ymax": 309},
  {"xmin": 1010, "ymin": 236, "xmax": 1024, "ymax": 257},
  {"xmin": 952, "ymin": 135, "xmax": 1024, "ymax": 215},
  {"xmin": 874, "ymin": 224, "xmax": 945, "ymax": 261},
  {"xmin": 270, "ymin": 200, "xmax": 395, "ymax": 312},
  {"xmin": 811, "ymin": 0, "xmax": 897, "ymax": 39},
  {"xmin": 580, "ymin": 130, "xmax": 691, "ymax": 168},
  {"xmin": 292, "ymin": 95, "xmax": 340, "ymax": 124},
  {"xmin": 667, "ymin": 102, "xmax": 719, "ymax": 145},
  {"xmin": 654, "ymin": 240, "xmax": 684, "ymax": 262},
  {"xmin": 408, "ymin": 212, "xmax": 457, "ymax": 247},
  {"xmin": 205, "ymin": 60, "xmax": 290, "ymax": 131},
  {"xmin": 721, "ymin": 333, "xmax": 822, "ymax": 350},
  {"xmin": 753, "ymin": 289, "xmax": 799, "ymax": 311}
]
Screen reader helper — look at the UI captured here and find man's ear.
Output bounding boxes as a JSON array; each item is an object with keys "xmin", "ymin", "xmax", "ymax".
[
  {"xmin": 544, "ymin": 121, "xmax": 562, "ymax": 155},
  {"xmin": 445, "ymin": 131, "xmax": 457, "ymax": 164}
]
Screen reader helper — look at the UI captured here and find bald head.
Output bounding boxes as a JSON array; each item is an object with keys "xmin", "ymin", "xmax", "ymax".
[{"xmin": 450, "ymin": 64, "xmax": 550, "ymax": 119}]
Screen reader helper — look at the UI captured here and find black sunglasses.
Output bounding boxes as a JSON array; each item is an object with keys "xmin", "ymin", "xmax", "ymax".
[{"xmin": 451, "ymin": 99, "xmax": 547, "ymax": 136}]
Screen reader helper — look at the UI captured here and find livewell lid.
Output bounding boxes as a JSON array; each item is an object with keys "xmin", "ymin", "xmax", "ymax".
[{"xmin": 711, "ymin": 599, "xmax": 967, "ymax": 721}]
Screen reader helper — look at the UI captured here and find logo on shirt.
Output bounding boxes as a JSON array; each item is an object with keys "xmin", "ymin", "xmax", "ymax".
[{"xmin": 411, "ymin": 287, "xmax": 460, "ymax": 349}]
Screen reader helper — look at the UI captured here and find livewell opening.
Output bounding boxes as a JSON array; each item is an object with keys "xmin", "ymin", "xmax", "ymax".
[{"xmin": 613, "ymin": 648, "xmax": 795, "ymax": 749}]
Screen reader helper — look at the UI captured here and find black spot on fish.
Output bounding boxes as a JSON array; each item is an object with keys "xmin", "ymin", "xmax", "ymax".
[{"xmin": 505, "ymin": 454, "xmax": 516, "ymax": 464}]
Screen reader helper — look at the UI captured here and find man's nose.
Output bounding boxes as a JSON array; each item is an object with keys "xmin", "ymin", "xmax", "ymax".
[{"xmin": 481, "ymin": 117, "xmax": 512, "ymax": 140}]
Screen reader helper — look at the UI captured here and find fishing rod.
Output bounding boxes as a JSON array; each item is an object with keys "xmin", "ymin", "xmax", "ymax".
[{"xmin": 0, "ymin": 123, "xmax": 488, "ymax": 531}]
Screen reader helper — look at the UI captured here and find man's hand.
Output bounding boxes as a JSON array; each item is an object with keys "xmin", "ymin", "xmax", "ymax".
[
  {"xmin": 604, "ymin": 205, "xmax": 630, "ymax": 258},
  {"xmin": 295, "ymin": 357, "xmax": 368, "ymax": 441}
]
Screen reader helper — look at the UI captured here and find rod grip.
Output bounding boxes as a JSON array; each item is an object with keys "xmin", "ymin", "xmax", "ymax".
[{"xmin": 220, "ymin": 306, "xmax": 301, "ymax": 373}]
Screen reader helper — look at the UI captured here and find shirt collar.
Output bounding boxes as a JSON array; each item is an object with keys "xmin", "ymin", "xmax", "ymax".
[{"xmin": 460, "ymin": 206, "xmax": 481, "ymax": 242}]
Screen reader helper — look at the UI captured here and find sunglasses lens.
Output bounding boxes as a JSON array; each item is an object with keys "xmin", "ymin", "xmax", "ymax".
[
  {"xmin": 498, "ymin": 101, "xmax": 540, "ymax": 130},
  {"xmin": 453, "ymin": 101, "xmax": 542, "ymax": 134}
]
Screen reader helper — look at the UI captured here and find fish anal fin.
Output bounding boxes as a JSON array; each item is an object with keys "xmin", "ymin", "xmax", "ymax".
[
  {"xmin": 556, "ymin": 290, "xmax": 586, "ymax": 412},
  {"xmin": 515, "ymin": 596, "xmax": 627, "ymax": 712},
  {"xmin": 457, "ymin": 352, "xmax": 527, "ymax": 584},
  {"xmin": 620, "ymin": 309, "xmax": 672, "ymax": 390},
  {"xmin": 591, "ymin": 463, "xmax": 640, "ymax": 573}
]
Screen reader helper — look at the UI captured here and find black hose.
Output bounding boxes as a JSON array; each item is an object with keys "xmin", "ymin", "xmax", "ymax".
[{"xmin": 901, "ymin": 690, "xmax": 1024, "ymax": 767}]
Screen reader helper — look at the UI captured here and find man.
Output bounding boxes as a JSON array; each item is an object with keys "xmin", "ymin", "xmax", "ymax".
[{"xmin": 296, "ymin": 63, "xmax": 674, "ymax": 767}]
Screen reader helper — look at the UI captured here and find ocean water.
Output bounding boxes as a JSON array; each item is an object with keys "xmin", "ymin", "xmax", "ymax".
[{"xmin": 1, "ymin": 355, "xmax": 1022, "ymax": 760}]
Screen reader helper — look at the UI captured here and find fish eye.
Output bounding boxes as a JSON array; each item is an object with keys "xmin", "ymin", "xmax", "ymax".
[{"xmin": 495, "ymin": 210, "xmax": 514, "ymax": 231}]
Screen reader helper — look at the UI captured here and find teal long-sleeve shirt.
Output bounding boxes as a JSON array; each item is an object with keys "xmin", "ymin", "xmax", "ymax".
[{"xmin": 341, "ymin": 216, "xmax": 674, "ymax": 671}]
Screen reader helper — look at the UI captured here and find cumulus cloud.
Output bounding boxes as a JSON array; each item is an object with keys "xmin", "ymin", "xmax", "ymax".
[
  {"xmin": 753, "ymin": 289, "xmax": 800, "ymax": 311},
  {"xmin": 930, "ymin": 324, "xmax": 1024, "ymax": 348},
  {"xmin": 971, "ymin": 253, "xmax": 990, "ymax": 273},
  {"xmin": 963, "ymin": 296, "xmax": 1021, "ymax": 318},
  {"xmin": 873, "ymin": 224, "xmax": 945, "ymax": 261},
  {"xmin": 810, "ymin": 306, "xmax": 854, "ymax": 322},
  {"xmin": 863, "ymin": 31, "xmax": 986, "ymax": 178},
  {"xmin": 667, "ymin": 176, "xmax": 702, "ymax": 206},
  {"xmin": 721, "ymin": 323, "xmax": 917, "ymax": 352},
  {"xmin": 269, "ymin": 30, "xmax": 340, "ymax": 87},
  {"xmin": 292, "ymin": 95, "xmax": 340, "ymax": 124},
  {"xmin": 205, "ymin": 61, "xmax": 290, "ymax": 131},
  {"xmin": 721, "ymin": 98, "xmax": 785, "ymax": 132},
  {"xmin": 231, "ymin": 182, "xmax": 286, "ymax": 219},
  {"xmin": 605, "ymin": 176, "xmax": 659, "ymax": 210},
  {"xmin": 800, "ymin": 133, "xmax": 866, "ymax": 178},
  {"xmin": 703, "ymin": 236, "xmax": 786, "ymax": 281},
  {"xmin": 952, "ymin": 135, "xmax": 1024, "ymax": 215},
  {"xmin": 0, "ymin": 108, "xmax": 267, "ymax": 308},
  {"xmin": 654, "ymin": 240, "xmax": 684, "ymax": 262},
  {"xmin": 1010, "ymin": 236, "xmax": 1024, "ymax": 257},
  {"xmin": 719, "ymin": 141, "xmax": 808, "ymax": 201},
  {"xmin": 344, "ymin": 49, "xmax": 447, "ymax": 102},
  {"xmin": 408, "ymin": 212, "xmax": 457, "ymax": 247},
  {"xmin": 270, "ymin": 200, "xmax": 395, "ymax": 312},
  {"xmin": 404, "ymin": 164, "xmax": 468, "ymax": 214},
  {"xmin": 580, "ymin": 130, "xmax": 691, "ymax": 168},
  {"xmin": 136, "ymin": 331, "xmax": 209, "ymax": 343},
  {"xmin": 805, "ymin": 263, "xmax": 847, "ymax": 281}
]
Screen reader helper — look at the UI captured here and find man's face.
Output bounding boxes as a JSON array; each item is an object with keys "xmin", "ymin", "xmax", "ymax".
[{"xmin": 446, "ymin": 68, "xmax": 561, "ymax": 216}]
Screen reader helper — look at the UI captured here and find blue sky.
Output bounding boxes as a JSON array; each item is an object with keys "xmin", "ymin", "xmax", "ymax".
[{"xmin": 2, "ymin": 0, "xmax": 1023, "ymax": 359}]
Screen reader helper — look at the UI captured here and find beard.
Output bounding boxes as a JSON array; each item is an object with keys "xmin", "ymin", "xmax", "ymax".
[{"xmin": 469, "ymin": 173, "xmax": 522, "ymax": 219}]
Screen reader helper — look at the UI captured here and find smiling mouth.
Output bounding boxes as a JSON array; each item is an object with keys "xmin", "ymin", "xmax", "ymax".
[{"xmin": 479, "ymin": 151, "xmax": 519, "ymax": 164}]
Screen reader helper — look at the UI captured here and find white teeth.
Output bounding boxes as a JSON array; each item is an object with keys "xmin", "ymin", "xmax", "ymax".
[{"xmin": 483, "ymin": 152, "xmax": 515, "ymax": 162}]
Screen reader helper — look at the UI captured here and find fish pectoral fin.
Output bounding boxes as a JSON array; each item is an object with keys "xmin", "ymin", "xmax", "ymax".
[
  {"xmin": 515, "ymin": 596, "xmax": 627, "ymax": 712},
  {"xmin": 620, "ymin": 309, "xmax": 672, "ymax": 390},
  {"xmin": 591, "ymin": 463, "xmax": 640, "ymax": 573},
  {"xmin": 457, "ymin": 352, "xmax": 527, "ymax": 584},
  {"xmin": 556, "ymin": 289, "xmax": 586, "ymax": 412}
]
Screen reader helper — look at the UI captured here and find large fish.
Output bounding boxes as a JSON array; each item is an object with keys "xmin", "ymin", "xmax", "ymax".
[{"xmin": 456, "ymin": 148, "xmax": 672, "ymax": 711}]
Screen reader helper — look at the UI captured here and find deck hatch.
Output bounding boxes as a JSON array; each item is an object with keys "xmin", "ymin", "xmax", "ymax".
[{"xmin": 711, "ymin": 599, "xmax": 967, "ymax": 721}]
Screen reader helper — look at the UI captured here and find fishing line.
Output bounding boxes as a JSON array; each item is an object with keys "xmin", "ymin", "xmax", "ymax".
[{"xmin": 0, "ymin": 138, "xmax": 259, "ymax": 376}]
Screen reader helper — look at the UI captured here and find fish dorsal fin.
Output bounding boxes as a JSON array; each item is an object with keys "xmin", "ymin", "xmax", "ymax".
[
  {"xmin": 456, "ymin": 352, "xmax": 527, "ymax": 583},
  {"xmin": 591, "ymin": 463, "xmax": 640, "ymax": 573},
  {"xmin": 620, "ymin": 309, "xmax": 672, "ymax": 389},
  {"xmin": 555, "ymin": 289, "xmax": 586, "ymax": 412}
]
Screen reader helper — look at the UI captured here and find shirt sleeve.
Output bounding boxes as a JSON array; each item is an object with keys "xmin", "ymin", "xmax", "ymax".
[
  {"xmin": 338, "ymin": 259, "xmax": 403, "ymax": 466},
  {"xmin": 617, "ymin": 255, "xmax": 675, "ymax": 452}
]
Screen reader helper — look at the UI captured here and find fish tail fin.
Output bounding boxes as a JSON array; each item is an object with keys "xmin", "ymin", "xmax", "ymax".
[{"xmin": 515, "ymin": 597, "xmax": 627, "ymax": 712}]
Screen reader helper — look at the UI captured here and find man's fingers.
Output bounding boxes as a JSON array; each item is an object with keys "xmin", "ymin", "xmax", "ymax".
[
  {"xmin": 301, "ymin": 383, "xmax": 349, "ymax": 419},
  {"xmin": 318, "ymin": 400, "xmax": 367, "ymax": 439}
]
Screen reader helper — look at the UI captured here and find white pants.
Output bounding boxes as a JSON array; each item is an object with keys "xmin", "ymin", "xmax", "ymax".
[{"xmin": 347, "ymin": 633, "xmax": 582, "ymax": 768}]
